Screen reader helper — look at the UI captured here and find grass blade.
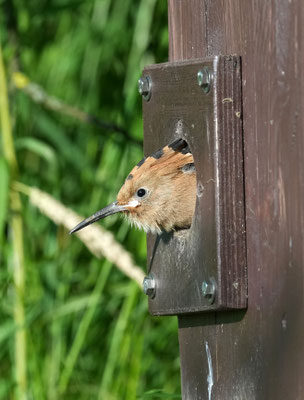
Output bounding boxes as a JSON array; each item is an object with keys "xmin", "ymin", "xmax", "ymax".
[
  {"xmin": 0, "ymin": 42, "xmax": 27, "ymax": 400},
  {"xmin": 0, "ymin": 157, "xmax": 9, "ymax": 244}
]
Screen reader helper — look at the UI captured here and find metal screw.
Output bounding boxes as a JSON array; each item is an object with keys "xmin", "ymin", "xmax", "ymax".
[
  {"xmin": 202, "ymin": 278, "xmax": 216, "ymax": 304},
  {"xmin": 197, "ymin": 67, "xmax": 212, "ymax": 93},
  {"xmin": 143, "ymin": 274, "xmax": 156, "ymax": 298},
  {"xmin": 138, "ymin": 75, "xmax": 152, "ymax": 101}
]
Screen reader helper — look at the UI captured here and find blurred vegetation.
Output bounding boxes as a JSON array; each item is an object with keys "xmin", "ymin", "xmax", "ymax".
[{"xmin": 0, "ymin": 0, "xmax": 181, "ymax": 399}]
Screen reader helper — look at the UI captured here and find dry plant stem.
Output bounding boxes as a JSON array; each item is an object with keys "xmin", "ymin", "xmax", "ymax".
[
  {"xmin": 14, "ymin": 182, "xmax": 145, "ymax": 287},
  {"xmin": 0, "ymin": 46, "xmax": 27, "ymax": 398}
]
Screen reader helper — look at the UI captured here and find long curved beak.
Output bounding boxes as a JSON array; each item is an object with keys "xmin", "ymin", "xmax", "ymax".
[{"xmin": 70, "ymin": 201, "xmax": 126, "ymax": 234}]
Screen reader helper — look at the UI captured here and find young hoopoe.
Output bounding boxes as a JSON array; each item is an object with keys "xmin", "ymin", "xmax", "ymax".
[{"xmin": 70, "ymin": 138, "xmax": 196, "ymax": 235}]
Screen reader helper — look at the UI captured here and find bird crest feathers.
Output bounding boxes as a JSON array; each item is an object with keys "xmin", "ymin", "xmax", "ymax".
[
  {"xmin": 118, "ymin": 139, "xmax": 194, "ymax": 202},
  {"xmin": 70, "ymin": 139, "xmax": 196, "ymax": 234}
]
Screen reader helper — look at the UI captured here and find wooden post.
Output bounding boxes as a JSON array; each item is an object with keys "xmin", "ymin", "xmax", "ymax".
[{"xmin": 167, "ymin": 1, "xmax": 304, "ymax": 399}]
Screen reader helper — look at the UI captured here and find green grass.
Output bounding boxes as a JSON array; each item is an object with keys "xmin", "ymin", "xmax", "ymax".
[{"xmin": 0, "ymin": 1, "xmax": 180, "ymax": 399}]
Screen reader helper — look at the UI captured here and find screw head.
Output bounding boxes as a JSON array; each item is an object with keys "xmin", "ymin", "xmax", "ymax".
[
  {"xmin": 197, "ymin": 67, "xmax": 212, "ymax": 93},
  {"xmin": 138, "ymin": 75, "xmax": 152, "ymax": 101},
  {"xmin": 143, "ymin": 274, "xmax": 156, "ymax": 298},
  {"xmin": 202, "ymin": 278, "xmax": 216, "ymax": 304}
]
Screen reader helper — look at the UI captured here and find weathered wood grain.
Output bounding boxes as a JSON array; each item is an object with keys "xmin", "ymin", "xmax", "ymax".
[
  {"xmin": 143, "ymin": 56, "xmax": 246, "ymax": 315},
  {"xmin": 164, "ymin": 0, "xmax": 304, "ymax": 398}
]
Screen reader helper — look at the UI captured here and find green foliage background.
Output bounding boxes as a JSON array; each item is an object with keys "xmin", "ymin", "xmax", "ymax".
[{"xmin": 0, "ymin": 0, "xmax": 181, "ymax": 399}]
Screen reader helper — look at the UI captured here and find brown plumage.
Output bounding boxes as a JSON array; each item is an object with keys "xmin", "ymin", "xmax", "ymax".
[{"xmin": 70, "ymin": 139, "xmax": 196, "ymax": 234}]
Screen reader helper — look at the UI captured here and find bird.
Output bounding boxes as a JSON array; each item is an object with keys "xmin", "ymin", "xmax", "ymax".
[{"xmin": 70, "ymin": 138, "xmax": 196, "ymax": 235}]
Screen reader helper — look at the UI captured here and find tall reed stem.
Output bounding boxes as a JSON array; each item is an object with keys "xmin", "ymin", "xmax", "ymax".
[{"xmin": 0, "ymin": 43, "xmax": 27, "ymax": 399}]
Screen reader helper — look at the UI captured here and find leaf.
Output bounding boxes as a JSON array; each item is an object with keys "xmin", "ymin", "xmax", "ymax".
[
  {"xmin": 0, "ymin": 320, "xmax": 15, "ymax": 346},
  {"xmin": 15, "ymin": 137, "xmax": 57, "ymax": 165},
  {"xmin": 137, "ymin": 389, "xmax": 181, "ymax": 399},
  {"xmin": 35, "ymin": 112, "xmax": 86, "ymax": 168},
  {"xmin": 0, "ymin": 157, "xmax": 9, "ymax": 244}
]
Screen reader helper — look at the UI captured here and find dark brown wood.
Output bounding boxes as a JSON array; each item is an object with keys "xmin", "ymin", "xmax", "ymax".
[
  {"xmin": 142, "ymin": 56, "xmax": 246, "ymax": 315},
  {"xmin": 163, "ymin": 0, "xmax": 304, "ymax": 399}
]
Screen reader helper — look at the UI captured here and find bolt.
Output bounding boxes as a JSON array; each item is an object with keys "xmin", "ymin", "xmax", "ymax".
[
  {"xmin": 197, "ymin": 67, "xmax": 212, "ymax": 93},
  {"xmin": 143, "ymin": 274, "xmax": 156, "ymax": 298},
  {"xmin": 202, "ymin": 278, "xmax": 216, "ymax": 304},
  {"xmin": 138, "ymin": 75, "xmax": 152, "ymax": 101}
]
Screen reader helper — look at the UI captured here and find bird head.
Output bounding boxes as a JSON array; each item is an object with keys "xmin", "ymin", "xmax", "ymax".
[{"xmin": 70, "ymin": 139, "xmax": 196, "ymax": 234}]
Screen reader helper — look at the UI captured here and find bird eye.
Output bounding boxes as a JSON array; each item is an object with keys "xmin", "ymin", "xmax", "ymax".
[{"xmin": 136, "ymin": 188, "xmax": 146, "ymax": 198}]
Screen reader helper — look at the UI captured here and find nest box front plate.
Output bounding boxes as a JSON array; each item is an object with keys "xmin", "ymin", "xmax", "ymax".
[{"xmin": 142, "ymin": 56, "xmax": 247, "ymax": 315}]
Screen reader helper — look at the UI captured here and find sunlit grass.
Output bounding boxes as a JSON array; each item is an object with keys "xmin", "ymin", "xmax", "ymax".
[{"xmin": 0, "ymin": 1, "xmax": 180, "ymax": 398}]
